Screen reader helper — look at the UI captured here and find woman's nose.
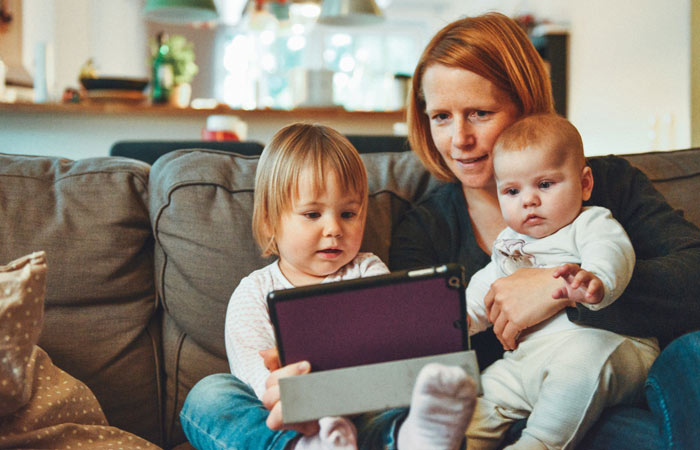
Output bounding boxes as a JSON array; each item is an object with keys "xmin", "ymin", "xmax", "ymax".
[{"xmin": 452, "ymin": 118, "xmax": 476, "ymax": 149}]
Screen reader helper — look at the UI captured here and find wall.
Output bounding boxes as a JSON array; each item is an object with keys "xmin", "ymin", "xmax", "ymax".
[
  {"xmin": 408, "ymin": 0, "xmax": 692, "ymax": 154},
  {"xmin": 693, "ymin": 0, "xmax": 700, "ymax": 147},
  {"xmin": 3, "ymin": 0, "xmax": 694, "ymax": 159}
]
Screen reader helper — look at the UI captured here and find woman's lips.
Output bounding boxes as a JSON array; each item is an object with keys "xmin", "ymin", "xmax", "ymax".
[{"xmin": 454, "ymin": 154, "xmax": 487, "ymax": 166}]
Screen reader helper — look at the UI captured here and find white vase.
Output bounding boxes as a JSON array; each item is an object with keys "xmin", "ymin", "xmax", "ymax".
[{"xmin": 169, "ymin": 82, "xmax": 192, "ymax": 108}]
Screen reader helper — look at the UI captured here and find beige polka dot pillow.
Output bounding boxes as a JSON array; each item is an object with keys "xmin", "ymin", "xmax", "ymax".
[
  {"xmin": 0, "ymin": 252, "xmax": 158, "ymax": 449},
  {"xmin": 0, "ymin": 251, "xmax": 46, "ymax": 415}
]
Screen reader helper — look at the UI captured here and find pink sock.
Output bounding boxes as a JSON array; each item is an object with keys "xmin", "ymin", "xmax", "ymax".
[
  {"xmin": 293, "ymin": 416, "xmax": 357, "ymax": 450},
  {"xmin": 397, "ymin": 363, "xmax": 476, "ymax": 450}
]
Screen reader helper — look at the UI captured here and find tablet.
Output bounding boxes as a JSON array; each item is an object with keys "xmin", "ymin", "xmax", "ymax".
[{"xmin": 268, "ymin": 263, "xmax": 468, "ymax": 372}]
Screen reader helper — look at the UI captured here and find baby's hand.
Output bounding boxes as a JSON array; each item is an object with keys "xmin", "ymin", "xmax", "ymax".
[{"xmin": 552, "ymin": 263, "xmax": 604, "ymax": 304}]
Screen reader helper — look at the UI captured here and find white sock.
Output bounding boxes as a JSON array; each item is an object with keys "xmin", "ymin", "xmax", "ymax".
[
  {"xmin": 397, "ymin": 363, "xmax": 476, "ymax": 450},
  {"xmin": 293, "ymin": 416, "xmax": 358, "ymax": 450}
]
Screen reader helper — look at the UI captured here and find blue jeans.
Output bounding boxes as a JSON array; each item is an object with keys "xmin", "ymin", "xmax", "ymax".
[
  {"xmin": 181, "ymin": 331, "xmax": 700, "ymax": 450},
  {"xmin": 180, "ymin": 374, "xmax": 407, "ymax": 450},
  {"xmin": 575, "ymin": 330, "xmax": 700, "ymax": 450}
]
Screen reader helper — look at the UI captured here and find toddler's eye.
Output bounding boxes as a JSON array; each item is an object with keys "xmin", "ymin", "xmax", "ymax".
[
  {"xmin": 304, "ymin": 212, "xmax": 320, "ymax": 219},
  {"xmin": 539, "ymin": 181, "xmax": 554, "ymax": 189},
  {"xmin": 341, "ymin": 211, "xmax": 357, "ymax": 219},
  {"xmin": 505, "ymin": 188, "xmax": 519, "ymax": 196}
]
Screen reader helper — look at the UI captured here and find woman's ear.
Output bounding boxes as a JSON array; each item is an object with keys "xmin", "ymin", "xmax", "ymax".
[{"xmin": 581, "ymin": 166, "xmax": 594, "ymax": 201}]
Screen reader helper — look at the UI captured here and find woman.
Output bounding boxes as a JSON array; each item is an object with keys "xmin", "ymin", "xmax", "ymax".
[
  {"xmin": 182, "ymin": 12, "xmax": 700, "ymax": 450},
  {"xmin": 390, "ymin": 11, "xmax": 700, "ymax": 449}
]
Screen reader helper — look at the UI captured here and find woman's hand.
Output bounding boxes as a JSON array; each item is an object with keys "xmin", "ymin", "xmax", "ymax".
[
  {"xmin": 484, "ymin": 267, "xmax": 573, "ymax": 350},
  {"xmin": 259, "ymin": 348, "xmax": 318, "ymax": 436}
]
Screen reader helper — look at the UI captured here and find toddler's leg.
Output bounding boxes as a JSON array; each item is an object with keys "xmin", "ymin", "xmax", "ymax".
[
  {"xmin": 293, "ymin": 417, "xmax": 358, "ymax": 450},
  {"xmin": 398, "ymin": 363, "xmax": 476, "ymax": 450},
  {"xmin": 513, "ymin": 330, "xmax": 658, "ymax": 450}
]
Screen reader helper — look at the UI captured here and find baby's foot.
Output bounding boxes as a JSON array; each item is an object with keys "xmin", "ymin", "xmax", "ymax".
[
  {"xmin": 294, "ymin": 416, "xmax": 358, "ymax": 450},
  {"xmin": 398, "ymin": 363, "xmax": 476, "ymax": 450}
]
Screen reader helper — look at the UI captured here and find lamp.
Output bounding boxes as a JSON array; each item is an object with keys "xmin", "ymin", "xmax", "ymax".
[
  {"xmin": 318, "ymin": 0, "xmax": 383, "ymax": 26},
  {"xmin": 144, "ymin": 0, "xmax": 219, "ymax": 24}
]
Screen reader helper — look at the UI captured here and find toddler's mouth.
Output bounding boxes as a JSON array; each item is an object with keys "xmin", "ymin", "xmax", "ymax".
[{"xmin": 318, "ymin": 248, "xmax": 342, "ymax": 254}]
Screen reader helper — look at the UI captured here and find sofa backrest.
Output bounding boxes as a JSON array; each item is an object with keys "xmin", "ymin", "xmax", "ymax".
[
  {"xmin": 0, "ymin": 153, "xmax": 162, "ymax": 445},
  {"xmin": 621, "ymin": 148, "xmax": 700, "ymax": 227},
  {"xmin": 148, "ymin": 149, "xmax": 441, "ymax": 447}
]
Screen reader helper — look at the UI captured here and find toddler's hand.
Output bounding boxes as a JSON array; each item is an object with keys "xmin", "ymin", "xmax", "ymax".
[
  {"xmin": 552, "ymin": 263, "xmax": 604, "ymax": 304},
  {"xmin": 261, "ymin": 359, "xmax": 318, "ymax": 435}
]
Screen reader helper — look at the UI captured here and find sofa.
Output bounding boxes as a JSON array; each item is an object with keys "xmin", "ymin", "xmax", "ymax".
[{"xmin": 1, "ymin": 144, "xmax": 698, "ymax": 449}]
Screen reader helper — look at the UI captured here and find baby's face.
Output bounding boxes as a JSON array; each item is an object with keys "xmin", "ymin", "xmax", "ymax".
[{"xmin": 494, "ymin": 145, "xmax": 592, "ymax": 238}]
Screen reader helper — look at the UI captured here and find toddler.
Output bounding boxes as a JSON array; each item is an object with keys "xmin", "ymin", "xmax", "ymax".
[
  {"xmin": 465, "ymin": 114, "xmax": 660, "ymax": 449},
  {"xmin": 225, "ymin": 123, "xmax": 475, "ymax": 450}
]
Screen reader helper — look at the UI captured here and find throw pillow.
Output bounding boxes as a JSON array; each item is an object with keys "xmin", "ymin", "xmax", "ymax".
[{"xmin": 0, "ymin": 252, "xmax": 159, "ymax": 449}]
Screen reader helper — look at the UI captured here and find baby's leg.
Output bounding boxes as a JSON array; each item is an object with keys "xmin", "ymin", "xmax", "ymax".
[
  {"xmin": 293, "ymin": 417, "xmax": 358, "ymax": 450},
  {"xmin": 398, "ymin": 363, "xmax": 476, "ymax": 450},
  {"xmin": 511, "ymin": 330, "xmax": 658, "ymax": 450},
  {"xmin": 466, "ymin": 355, "xmax": 532, "ymax": 450}
]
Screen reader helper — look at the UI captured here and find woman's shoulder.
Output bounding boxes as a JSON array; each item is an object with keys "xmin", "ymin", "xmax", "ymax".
[
  {"xmin": 406, "ymin": 182, "xmax": 466, "ymax": 219},
  {"xmin": 587, "ymin": 155, "xmax": 640, "ymax": 184}
]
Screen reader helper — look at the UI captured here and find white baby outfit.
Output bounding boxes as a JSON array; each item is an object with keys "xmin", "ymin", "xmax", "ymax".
[{"xmin": 465, "ymin": 206, "xmax": 659, "ymax": 450}]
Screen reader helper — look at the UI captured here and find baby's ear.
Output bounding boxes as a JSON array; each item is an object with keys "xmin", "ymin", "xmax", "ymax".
[{"xmin": 581, "ymin": 166, "xmax": 594, "ymax": 201}]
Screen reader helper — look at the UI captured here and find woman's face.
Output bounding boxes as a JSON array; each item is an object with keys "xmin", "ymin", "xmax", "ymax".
[{"xmin": 422, "ymin": 65, "xmax": 521, "ymax": 190}]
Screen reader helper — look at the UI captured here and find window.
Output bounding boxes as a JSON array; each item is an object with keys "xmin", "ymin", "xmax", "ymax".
[{"xmin": 215, "ymin": 18, "xmax": 424, "ymax": 111}]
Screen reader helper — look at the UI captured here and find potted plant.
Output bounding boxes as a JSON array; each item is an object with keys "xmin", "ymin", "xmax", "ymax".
[{"xmin": 150, "ymin": 34, "xmax": 198, "ymax": 107}]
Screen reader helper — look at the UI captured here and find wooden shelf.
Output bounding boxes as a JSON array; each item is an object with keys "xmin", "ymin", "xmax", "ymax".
[{"xmin": 0, "ymin": 101, "xmax": 406, "ymax": 121}]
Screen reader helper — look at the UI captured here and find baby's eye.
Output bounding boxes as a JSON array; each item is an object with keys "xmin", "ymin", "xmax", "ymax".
[
  {"xmin": 341, "ymin": 211, "xmax": 357, "ymax": 219},
  {"xmin": 505, "ymin": 188, "xmax": 519, "ymax": 196},
  {"xmin": 303, "ymin": 212, "xmax": 321, "ymax": 219},
  {"xmin": 539, "ymin": 181, "xmax": 554, "ymax": 189}
]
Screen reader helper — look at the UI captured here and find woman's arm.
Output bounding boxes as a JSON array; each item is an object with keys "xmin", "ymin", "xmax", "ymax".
[{"xmin": 573, "ymin": 156, "xmax": 700, "ymax": 345}]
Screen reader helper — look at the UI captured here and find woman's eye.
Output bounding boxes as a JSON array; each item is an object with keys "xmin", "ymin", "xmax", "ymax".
[
  {"xmin": 469, "ymin": 110, "xmax": 491, "ymax": 121},
  {"xmin": 539, "ymin": 181, "xmax": 554, "ymax": 189},
  {"xmin": 431, "ymin": 112, "xmax": 450, "ymax": 123}
]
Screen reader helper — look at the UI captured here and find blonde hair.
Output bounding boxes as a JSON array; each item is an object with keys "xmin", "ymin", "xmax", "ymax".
[
  {"xmin": 493, "ymin": 114, "xmax": 585, "ymax": 169},
  {"xmin": 407, "ymin": 12, "xmax": 555, "ymax": 181},
  {"xmin": 252, "ymin": 123, "xmax": 368, "ymax": 257}
]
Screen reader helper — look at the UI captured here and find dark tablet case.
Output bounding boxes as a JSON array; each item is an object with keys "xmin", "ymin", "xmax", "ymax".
[{"xmin": 268, "ymin": 263, "xmax": 469, "ymax": 372}]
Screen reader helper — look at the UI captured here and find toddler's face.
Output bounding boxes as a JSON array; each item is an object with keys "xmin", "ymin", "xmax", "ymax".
[
  {"xmin": 276, "ymin": 168, "xmax": 365, "ymax": 286},
  {"xmin": 494, "ymin": 145, "xmax": 592, "ymax": 238}
]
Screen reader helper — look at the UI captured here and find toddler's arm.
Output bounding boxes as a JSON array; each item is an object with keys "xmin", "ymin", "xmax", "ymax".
[{"xmin": 224, "ymin": 276, "xmax": 277, "ymax": 398}]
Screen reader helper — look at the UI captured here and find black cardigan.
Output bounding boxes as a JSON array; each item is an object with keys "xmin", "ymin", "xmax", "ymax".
[{"xmin": 390, "ymin": 155, "xmax": 700, "ymax": 368}]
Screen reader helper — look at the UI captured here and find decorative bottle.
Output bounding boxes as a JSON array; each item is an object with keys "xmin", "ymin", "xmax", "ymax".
[{"xmin": 151, "ymin": 32, "xmax": 174, "ymax": 104}]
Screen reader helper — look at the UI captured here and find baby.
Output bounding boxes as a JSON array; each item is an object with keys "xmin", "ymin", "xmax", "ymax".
[{"xmin": 465, "ymin": 114, "xmax": 660, "ymax": 449}]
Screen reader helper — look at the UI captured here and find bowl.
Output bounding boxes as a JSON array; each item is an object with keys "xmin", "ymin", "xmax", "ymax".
[{"xmin": 80, "ymin": 77, "xmax": 149, "ymax": 91}]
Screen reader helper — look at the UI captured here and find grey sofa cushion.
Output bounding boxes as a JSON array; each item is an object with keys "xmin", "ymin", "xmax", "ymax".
[
  {"xmin": 0, "ymin": 153, "xmax": 161, "ymax": 446},
  {"xmin": 622, "ymin": 148, "xmax": 700, "ymax": 227},
  {"xmin": 149, "ymin": 148, "xmax": 439, "ymax": 447}
]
